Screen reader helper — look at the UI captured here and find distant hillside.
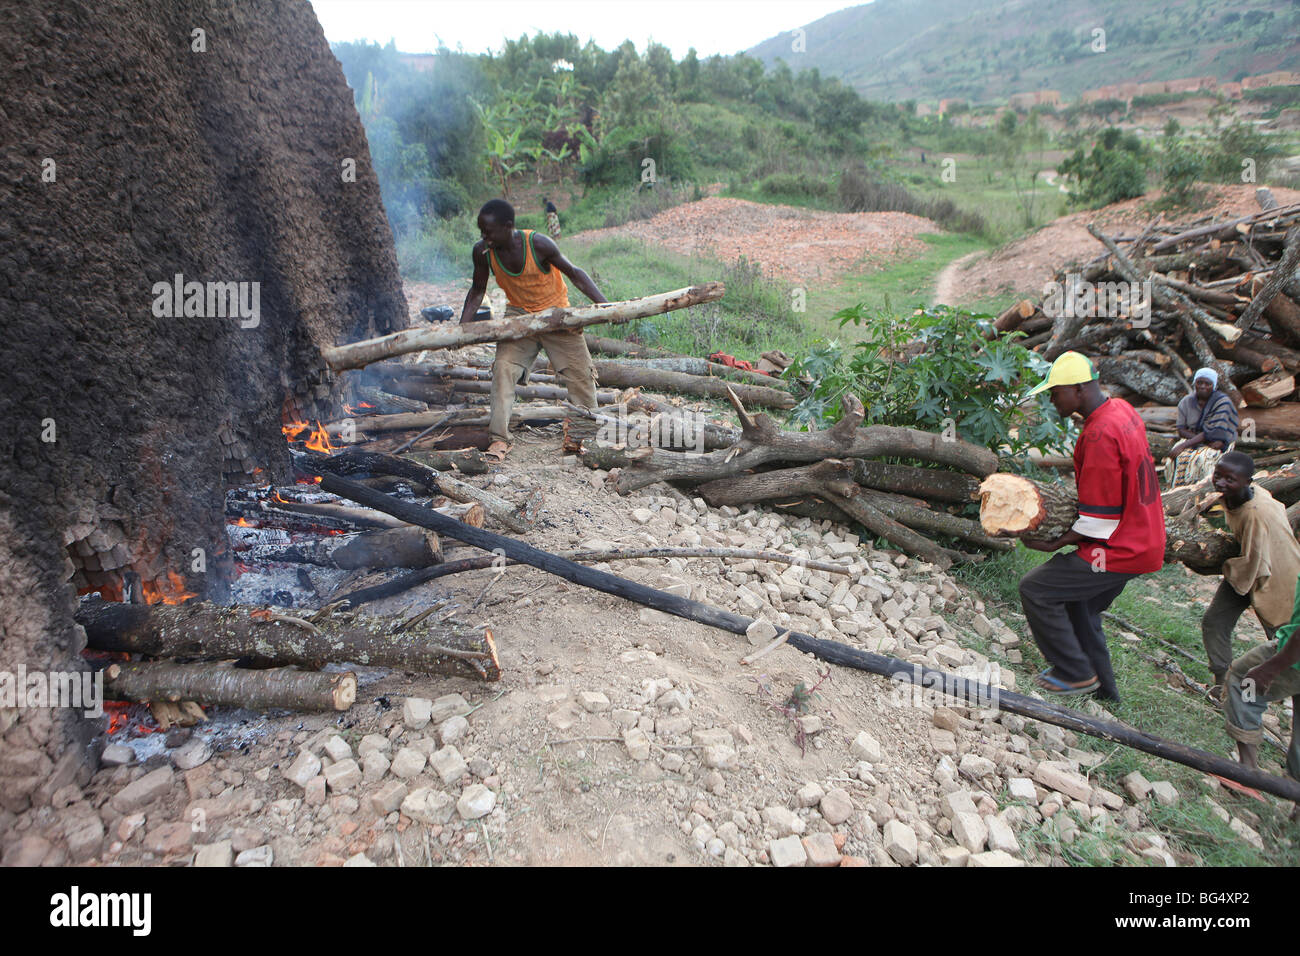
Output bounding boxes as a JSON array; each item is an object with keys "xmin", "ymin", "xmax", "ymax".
[{"xmin": 746, "ymin": 0, "xmax": 1300, "ymax": 104}]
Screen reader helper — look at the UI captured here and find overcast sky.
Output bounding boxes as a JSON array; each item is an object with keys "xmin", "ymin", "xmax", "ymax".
[{"xmin": 310, "ymin": 0, "xmax": 859, "ymax": 59}]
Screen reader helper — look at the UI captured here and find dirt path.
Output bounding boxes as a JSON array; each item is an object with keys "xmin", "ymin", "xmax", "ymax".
[{"xmin": 931, "ymin": 250, "xmax": 984, "ymax": 307}]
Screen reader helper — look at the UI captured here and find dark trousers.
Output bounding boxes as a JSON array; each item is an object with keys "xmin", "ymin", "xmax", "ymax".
[
  {"xmin": 1018, "ymin": 551, "xmax": 1137, "ymax": 701},
  {"xmin": 1202, "ymin": 580, "xmax": 1276, "ymax": 684}
]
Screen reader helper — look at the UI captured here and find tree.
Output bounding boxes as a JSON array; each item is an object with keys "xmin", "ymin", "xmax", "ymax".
[{"xmin": 1058, "ymin": 127, "xmax": 1148, "ymax": 208}]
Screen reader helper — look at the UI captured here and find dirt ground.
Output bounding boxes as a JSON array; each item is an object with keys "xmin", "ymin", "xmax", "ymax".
[
  {"xmin": 938, "ymin": 184, "xmax": 1300, "ymax": 306},
  {"xmin": 567, "ymin": 196, "xmax": 940, "ymax": 285},
  {"xmin": 30, "ymin": 407, "xmax": 1282, "ymax": 871}
]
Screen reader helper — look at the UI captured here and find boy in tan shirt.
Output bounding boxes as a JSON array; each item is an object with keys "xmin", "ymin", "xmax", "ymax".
[{"xmin": 1203, "ymin": 452, "xmax": 1300, "ymax": 696}]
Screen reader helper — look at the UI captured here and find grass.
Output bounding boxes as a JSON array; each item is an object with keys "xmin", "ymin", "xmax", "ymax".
[
  {"xmin": 814, "ymin": 231, "xmax": 993, "ymax": 320},
  {"xmin": 953, "ymin": 546, "xmax": 1300, "ymax": 866},
  {"xmin": 565, "ymin": 236, "xmax": 821, "ymax": 360}
]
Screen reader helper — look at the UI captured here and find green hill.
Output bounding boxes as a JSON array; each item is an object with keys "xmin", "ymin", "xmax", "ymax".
[{"xmin": 745, "ymin": 0, "xmax": 1300, "ymax": 104}]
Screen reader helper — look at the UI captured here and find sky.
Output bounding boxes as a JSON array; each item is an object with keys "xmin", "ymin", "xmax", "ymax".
[{"xmin": 309, "ymin": 0, "xmax": 859, "ymax": 59}]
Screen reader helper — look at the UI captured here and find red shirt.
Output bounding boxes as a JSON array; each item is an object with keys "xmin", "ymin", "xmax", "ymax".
[{"xmin": 1073, "ymin": 398, "xmax": 1166, "ymax": 574}]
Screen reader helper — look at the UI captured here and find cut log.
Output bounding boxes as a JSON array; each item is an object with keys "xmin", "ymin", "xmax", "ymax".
[
  {"xmin": 331, "ymin": 527, "xmax": 442, "ymax": 569},
  {"xmin": 407, "ymin": 449, "xmax": 489, "ymax": 476},
  {"xmin": 588, "ymin": 361, "xmax": 795, "ymax": 409},
  {"xmin": 1241, "ymin": 371, "xmax": 1296, "ymax": 408},
  {"xmin": 435, "ymin": 501, "xmax": 486, "ymax": 527},
  {"xmin": 1164, "ymin": 517, "xmax": 1239, "ymax": 572},
  {"xmin": 77, "ymin": 600, "xmax": 501, "ymax": 681},
  {"xmin": 309, "ymin": 470, "xmax": 1300, "ymax": 803},
  {"xmin": 541, "ymin": 354, "xmax": 787, "ymax": 390},
  {"xmin": 1149, "ymin": 204, "xmax": 1300, "ymax": 251},
  {"xmin": 431, "ymin": 473, "xmax": 541, "ymax": 534},
  {"xmin": 104, "ymin": 661, "xmax": 355, "ymax": 712},
  {"xmin": 994, "ymin": 299, "xmax": 1037, "ymax": 332},
  {"xmin": 322, "ymin": 283, "xmax": 725, "ymax": 371},
  {"xmin": 1092, "ymin": 356, "xmax": 1187, "ymax": 405},
  {"xmin": 856, "ymin": 488, "xmax": 1014, "ymax": 552},
  {"xmin": 819, "ymin": 488, "xmax": 967, "ymax": 569},
  {"xmin": 330, "ymin": 405, "xmax": 569, "ymax": 434},
  {"xmin": 589, "ymin": 393, "xmax": 998, "ymax": 494},
  {"xmin": 449, "ymin": 379, "xmax": 620, "ymax": 404},
  {"xmin": 846, "ymin": 460, "xmax": 980, "ymax": 504},
  {"xmin": 563, "ymin": 403, "xmax": 739, "ymax": 452},
  {"xmin": 226, "ymin": 498, "xmax": 405, "ymax": 532},
  {"xmin": 300, "ymin": 447, "xmax": 538, "ymax": 534},
  {"xmin": 695, "ymin": 459, "xmax": 855, "ymax": 508},
  {"xmin": 1088, "ymin": 224, "xmax": 1244, "ymax": 406},
  {"xmin": 978, "ymin": 473, "xmax": 1079, "ymax": 541},
  {"xmin": 582, "ymin": 334, "xmax": 681, "ymax": 360},
  {"xmin": 1235, "ymin": 225, "xmax": 1300, "ymax": 332}
]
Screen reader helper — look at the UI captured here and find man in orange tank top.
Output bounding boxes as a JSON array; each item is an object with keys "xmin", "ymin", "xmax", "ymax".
[{"xmin": 459, "ymin": 199, "xmax": 606, "ymax": 461}]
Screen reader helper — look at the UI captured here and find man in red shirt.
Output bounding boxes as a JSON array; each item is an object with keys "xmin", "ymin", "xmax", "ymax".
[{"xmin": 1017, "ymin": 352, "xmax": 1166, "ymax": 702}]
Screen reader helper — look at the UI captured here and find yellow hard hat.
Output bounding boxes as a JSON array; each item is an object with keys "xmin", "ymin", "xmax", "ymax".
[{"xmin": 1028, "ymin": 351, "xmax": 1097, "ymax": 396}]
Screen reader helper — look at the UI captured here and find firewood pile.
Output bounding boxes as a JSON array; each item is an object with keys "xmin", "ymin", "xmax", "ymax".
[{"xmin": 992, "ymin": 191, "xmax": 1300, "ymax": 441}]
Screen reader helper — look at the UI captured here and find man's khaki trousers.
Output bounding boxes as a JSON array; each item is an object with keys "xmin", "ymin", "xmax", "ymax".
[{"xmin": 489, "ymin": 305, "xmax": 599, "ymax": 445}]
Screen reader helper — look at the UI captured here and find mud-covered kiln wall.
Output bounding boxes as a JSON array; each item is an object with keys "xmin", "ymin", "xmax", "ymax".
[{"xmin": 0, "ymin": 0, "xmax": 406, "ymax": 812}]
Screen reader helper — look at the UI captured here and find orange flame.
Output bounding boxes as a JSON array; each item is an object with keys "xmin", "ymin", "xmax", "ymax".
[
  {"xmin": 233, "ymin": 517, "xmax": 255, "ymax": 527},
  {"xmin": 282, "ymin": 420, "xmax": 334, "ymax": 454},
  {"xmin": 141, "ymin": 570, "xmax": 197, "ymax": 606}
]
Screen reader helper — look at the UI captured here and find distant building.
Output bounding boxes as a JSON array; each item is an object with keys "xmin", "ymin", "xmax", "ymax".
[
  {"xmin": 1243, "ymin": 71, "xmax": 1300, "ymax": 90},
  {"xmin": 398, "ymin": 53, "xmax": 437, "ymax": 73},
  {"xmin": 938, "ymin": 98, "xmax": 965, "ymax": 116}
]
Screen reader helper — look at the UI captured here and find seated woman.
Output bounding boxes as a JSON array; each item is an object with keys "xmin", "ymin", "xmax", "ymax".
[{"xmin": 1166, "ymin": 367, "xmax": 1239, "ymax": 489}]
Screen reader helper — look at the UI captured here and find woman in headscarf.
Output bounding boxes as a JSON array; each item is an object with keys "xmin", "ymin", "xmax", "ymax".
[{"xmin": 1166, "ymin": 367, "xmax": 1239, "ymax": 488}]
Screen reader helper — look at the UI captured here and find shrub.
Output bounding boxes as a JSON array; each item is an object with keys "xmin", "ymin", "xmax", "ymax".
[
  {"xmin": 785, "ymin": 304, "xmax": 1072, "ymax": 459},
  {"xmin": 838, "ymin": 163, "xmax": 987, "ymax": 236}
]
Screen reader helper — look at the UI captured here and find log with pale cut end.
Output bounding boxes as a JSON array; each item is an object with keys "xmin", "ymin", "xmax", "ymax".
[
  {"xmin": 105, "ymin": 661, "xmax": 356, "ymax": 712},
  {"xmin": 978, "ymin": 473, "xmax": 1078, "ymax": 541},
  {"xmin": 1241, "ymin": 370, "xmax": 1296, "ymax": 408},
  {"xmin": 77, "ymin": 600, "xmax": 501, "ymax": 681}
]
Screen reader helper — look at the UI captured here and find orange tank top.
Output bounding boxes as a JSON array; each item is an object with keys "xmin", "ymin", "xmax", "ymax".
[{"xmin": 487, "ymin": 229, "xmax": 570, "ymax": 313}]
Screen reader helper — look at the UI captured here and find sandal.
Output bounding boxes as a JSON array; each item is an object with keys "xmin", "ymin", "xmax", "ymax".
[
  {"xmin": 1207, "ymin": 683, "xmax": 1225, "ymax": 705},
  {"xmin": 485, "ymin": 440, "xmax": 512, "ymax": 463},
  {"xmin": 1036, "ymin": 669, "xmax": 1100, "ymax": 697}
]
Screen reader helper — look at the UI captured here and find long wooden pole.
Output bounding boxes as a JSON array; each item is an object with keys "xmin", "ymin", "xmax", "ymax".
[
  {"xmin": 322, "ymin": 283, "xmax": 725, "ymax": 371},
  {"xmin": 314, "ymin": 471, "xmax": 1300, "ymax": 802}
]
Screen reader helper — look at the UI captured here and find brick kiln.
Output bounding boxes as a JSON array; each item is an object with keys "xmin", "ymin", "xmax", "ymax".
[{"xmin": 0, "ymin": 0, "xmax": 406, "ymax": 823}]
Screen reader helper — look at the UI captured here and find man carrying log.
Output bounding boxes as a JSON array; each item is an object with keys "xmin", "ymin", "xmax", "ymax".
[
  {"xmin": 1166, "ymin": 367, "xmax": 1239, "ymax": 489},
  {"xmin": 460, "ymin": 198, "xmax": 606, "ymax": 462},
  {"xmin": 1016, "ymin": 352, "xmax": 1166, "ymax": 701},
  {"xmin": 1203, "ymin": 451, "xmax": 1300, "ymax": 702}
]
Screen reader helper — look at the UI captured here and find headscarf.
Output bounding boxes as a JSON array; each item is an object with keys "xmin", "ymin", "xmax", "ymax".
[{"xmin": 1193, "ymin": 367, "xmax": 1217, "ymax": 387}]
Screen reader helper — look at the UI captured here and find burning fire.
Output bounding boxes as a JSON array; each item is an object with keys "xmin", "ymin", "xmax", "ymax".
[
  {"xmin": 282, "ymin": 420, "xmax": 334, "ymax": 454},
  {"xmin": 141, "ymin": 570, "xmax": 197, "ymax": 606},
  {"xmin": 104, "ymin": 701, "xmax": 160, "ymax": 736},
  {"xmin": 233, "ymin": 517, "xmax": 256, "ymax": 527},
  {"xmin": 105, "ymin": 701, "xmax": 130, "ymax": 735}
]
